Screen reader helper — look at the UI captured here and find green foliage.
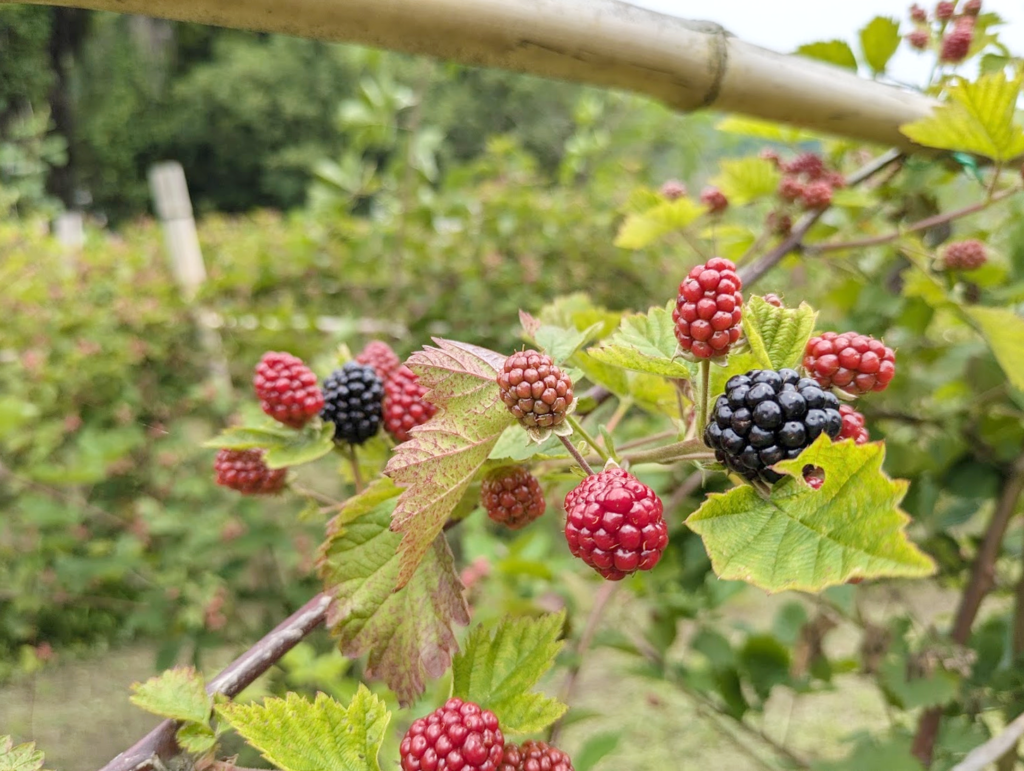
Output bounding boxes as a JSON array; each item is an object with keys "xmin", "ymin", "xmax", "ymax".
[
  {"xmin": 795, "ymin": 41, "xmax": 858, "ymax": 71},
  {"xmin": 130, "ymin": 666, "xmax": 212, "ymax": 723},
  {"xmin": 966, "ymin": 305, "xmax": 1024, "ymax": 391},
  {"xmin": 451, "ymin": 613, "xmax": 568, "ymax": 734},
  {"xmin": 587, "ymin": 305, "xmax": 691, "ymax": 379},
  {"xmin": 741, "ymin": 296, "xmax": 817, "ymax": 371},
  {"xmin": 0, "ymin": 736, "xmax": 47, "ymax": 771},
  {"xmin": 711, "ymin": 157, "xmax": 781, "ymax": 206},
  {"xmin": 317, "ymin": 480, "xmax": 469, "ymax": 706},
  {"xmin": 613, "ymin": 197, "xmax": 704, "ymax": 249},
  {"xmin": 218, "ymin": 687, "xmax": 389, "ymax": 771},
  {"xmin": 901, "ymin": 70, "xmax": 1024, "ymax": 161},
  {"xmin": 386, "ymin": 340, "xmax": 514, "ymax": 587},
  {"xmin": 204, "ymin": 420, "xmax": 336, "ymax": 469},
  {"xmin": 687, "ymin": 436, "xmax": 935, "ymax": 591},
  {"xmin": 858, "ymin": 17, "xmax": 901, "ymax": 74}
]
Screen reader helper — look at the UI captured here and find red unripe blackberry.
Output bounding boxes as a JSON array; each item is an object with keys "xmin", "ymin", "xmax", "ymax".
[
  {"xmin": 214, "ymin": 449, "xmax": 286, "ymax": 495},
  {"xmin": 803, "ymin": 331, "xmax": 896, "ymax": 394},
  {"xmin": 907, "ymin": 29, "xmax": 931, "ymax": 49},
  {"xmin": 801, "ymin": 180, "xmax": 834, "ymax": 210},
  {"xmin": 563, "ymin": 468, "xmax": 668, "ymax": 581},
  {"xmin": 700, "ymin": 186, "xmax": 729, "ymax": 213},
  {"xmin": 804, "ymin": 467, "xmax": 825, "ymax": 490},
  {"xmin": 762, "ymin": 293, "xmax": 785, "ymax": 308},
  {"xmin": 497, "ymin": 350, "xmax": 574, "ymax": 430},
  {"xmin": 499, "ymin": 741, "xmax": 574, "ymax": 771},
  {"xmin": 963, "ymin": 0, "xmax": 981, "ymax": 15},
  {"xmin": 400, "ymin": 698, "xmax": 504, "ymax": 771},
  {"xmin": 784, "ymin": 153, "xmax": 825, "ymax": 180},
  {"xmin": 910, "ymin": 3, "xmax": 928, "ymax": 21},
  {"xmin": 673, "ymin": 257, "xmax": 743, "ymax": 359},
  {"xmin": 941, "ymin": 20, "xmax": 973, "ymax": 62},
  {"xmin": 767, "ymin": 211, "xmax": 793, "ymax": 237},
  {"xmin": 660, "ymin": 179, "xmax": 688, "ymax": 200},
  {"xmin": 356, "ymin": 340, "xmax": 402, "ymax": 382},
  {"xmin": 838, "ymin": 405, "xmax": 870, "ymax": 445},
  {"xmin": 253, "ymin": 351, "xmax": 325, "ymax": 429},
  {"xmin": 941, "ymin": 239, "xmax": 987, "ymax": 271},
  {"xmin": 481, "ymin": 466, "xmax": 546, "ymax": 530},
  {"xmin": 935, "ymin": 1, "xmax": 956, "ymax": 21},
  {"xmin": 777, "ymin": 176, "xmax": 805, "ymax": 203},
  {"xmin": 384, "ymin": 365, "xmax": 438, "ymax": 443}
]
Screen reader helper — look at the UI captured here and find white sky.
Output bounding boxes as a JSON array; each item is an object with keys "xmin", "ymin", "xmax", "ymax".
[{"xmin": 627, "ymin": 0, "xmax": 1024, "ymax": 86}]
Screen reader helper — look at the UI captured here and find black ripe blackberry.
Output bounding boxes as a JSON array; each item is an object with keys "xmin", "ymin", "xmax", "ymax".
[
  {"xmin": 704, "ymin": 368, "xmax": 842, "ymax": 484},
  {"xmin": 320, "ymin": 362, "xmax": 384, "ymax": 445}
]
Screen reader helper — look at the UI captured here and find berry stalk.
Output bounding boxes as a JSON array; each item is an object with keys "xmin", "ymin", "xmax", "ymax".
[
  {"xmin": 558, "ymin": 434, "xmax": 596, "ymax": 476},
  {"xmin": 699, "ymin": 358, "xmax": 711, "ymax": 436},
  {"xmin": 566, "ymin": 414, "xmax": 610, "ymax": 464}
]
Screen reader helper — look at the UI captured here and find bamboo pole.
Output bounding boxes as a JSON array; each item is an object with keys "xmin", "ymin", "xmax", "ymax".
[{"xmin": 8, "ymin": 0, "xmax": 937, "ymax": 151}]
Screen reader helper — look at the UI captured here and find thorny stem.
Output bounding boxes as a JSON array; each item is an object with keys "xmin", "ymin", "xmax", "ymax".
[
  {"xmin": 913, "ymin": 452, "xmax": 1024, "ymax": 766},
  {"xmin": 567, "ymin": 413, "xmax": 610, "ymax": 464},
  {"xmin": 547, "ymin": 581, "xmax": 620, "ymax": 745},
  {"xmin": 558, "ymin": 434, "xmax": 596, "ymax": 476},
  {"xmin": 807, "ymin": 185, "xmax": 1022, "ymax": 255}
]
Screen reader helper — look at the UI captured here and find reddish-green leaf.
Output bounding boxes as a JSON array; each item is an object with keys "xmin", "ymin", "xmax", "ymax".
[
  {"xmin": 317, "ymin": 481, "xmax": 469, "ymax": 705},
  {"xmin": 386, "ymin": 339, "xmax": 514, "ymax": 588},
  {"xmin": 0, "ymin": 736, "xmax": 47, "ymax": 771}
]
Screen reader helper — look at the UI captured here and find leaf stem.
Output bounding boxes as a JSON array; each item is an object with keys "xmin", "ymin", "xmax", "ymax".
[
  {"xmin": 567, "ymin": 414, "xmax": 610, "ymax": 464},
  {"xmin": 621, "ymin": 439, "xmax": 714, "ymax": 466},
  {"xmin": 348, "ymin": 444, "xmax": 364, "ymax": 494},
  {"xmin": 699, "ymin": 359, "xmax": 711, "ymax": 436},
  {"xmin": 559, "ymin": 434, "xmax": 596, "ymax": 476}
]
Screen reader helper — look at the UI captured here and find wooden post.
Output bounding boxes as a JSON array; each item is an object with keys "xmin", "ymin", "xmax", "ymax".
[{"xmin": 148, "ymin": 161, "xmax": 233, "ymax": 397}]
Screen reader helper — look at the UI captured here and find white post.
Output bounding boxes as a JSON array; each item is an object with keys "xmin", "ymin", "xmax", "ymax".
[
  {"xmin": 54, "ymin": 211, "xmax": 85, "ymax": 250},
  {"xmin": 148, "ymin": 161, "xmax": 233, "ymax": 396}
]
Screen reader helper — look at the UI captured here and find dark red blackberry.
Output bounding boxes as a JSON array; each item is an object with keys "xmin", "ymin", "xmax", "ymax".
[
  {"xmin": 839, "ymin": 404, "xmax": 870, "ymax": 445},
  {"xmin": 673, "ymin": 257, "xmax": 743, "ymax": 359},
  {"xmin": 700, "ymin": 186, "xmax": 729, "ymax": 213},
  {"xmin": 941, "ymin": 19, "xmax": 973, "ymax": 62},
  {"xmin": 564, "ymin": 468, "xmax": 668, "ymax": 581},
  {"xmin": 907, "ymin": 29, "xmax": 931, "ymax": 49},
  {"xmin": 499, "ymin": 740, "xmax": 574, "ymax": 771},
  {"xmin": 803, "ymin": 332, "xmax": 896, "ymax": 394},
  {"xmin": 497, "ymin": 350, "xmax": 574, "ymax": 431},
  {"xmin": 356, "ymin": 340, "xmax": 402, "ymax": 382},
  {"xmin": 320, "ymin": 362, "xmax": 384, "ymax": 445},
  {"xmin": 800, "ymin": 180, "xmax": 834, "ymax": 210},
  {"xmin": 963, "ymin": 0, "xmax": 981, "ymax": 15},
  {"xmin": 383, "ymin": 365, "xmax": 437, "ymax": 443},
  {"xmin": 399, "ymin": 698, "xmax": 504, "ymax": 771},
  {"xmin": 935, "ymin": 1, "xmax": 955, "ymax": 21},
  {"xmin": 704, "ymin": 369, "xmax": 843, "ymax": 484},
  {"xmin": 777, "ymin": 176, "xmax": 805, "ymax": 203},
  {"xmin": 481, "ymin": 466, "xmax": 546, "ymax": 530},
  {"xmin": 214, "ymin": 449, "xmax": 286, "ymax": 495},
  {"xmin": 253, "ymin": 351, "xmax": 325, "ymax": 429},
  {"xmin": 941, "ymin": 239, "xmax": 987, "ymax": 270},
  {"xmin": 910, "ymin": 3, "xmax": 928, "ymax": 21},
  {"xmin": 783, "ymin": 153, "xmax": 825, "ymax": 179}
]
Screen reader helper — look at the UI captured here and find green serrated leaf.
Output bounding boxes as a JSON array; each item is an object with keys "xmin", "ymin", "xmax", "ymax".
[
  {"xmin": 130, "ymin": 667, "xmax": 211, "ymax": 724},
  {"xmin": 614, "ymin": 198, "xmax": 704, "ymax": 249},
  {"xmin": 533, "ymin": 322, "xmax": 604, "ymax": 365},
  {"xmin": 966, "ymin": 306, "xmax": 1024, "ymax": 391},
  {"xmin": 452, "ymin": 613, "xmax": 567, "ymax": 734},
  {"xmin": 711, "ymin": 158, "xmax": 782, "ymax": 206},
  {"xmin": 264, "ymin": 421, "xmax": 337, "ymax": 468},
  {"xmin": 0, "ymin": 736, "xmax": 46, "ymax": 771},
  {"xmin": 386, "ymin": 339, "xmax": 514, "ymax": 588},
  {"xmin": 574, "ymin": 351, "xmax": 682, "ymax": 419},
  {"xmin": 686, "ymin": 435, "xmax": 936, "ymax": 592},
  {"xmin": 742, "ymin": 296, "xmax": 818, "ymax": 371},
  {"xmin": 901, "ymin": 69, "xmax": 1024, "ymax": 162},
  {"xmin": 176, "ymin": 722, "xmax": 217, "ymax": 755},
  {"xmin": 796, "ymin": 40, "xmax": 858, "ymax": 71},
  {"xmin": 317, "ymin": 496, "xmax": 469, "ymax": 705},
  {"xmin": 859, "ymin": 17, "xmax": 901, "ymax": 73},
  {"xmin": 217, "ymin": 688, "xmax": 389, "ymax": 771},
  {"xmin": 203, "ymin": 421, "xmax": 335, "ymax": 469},
  {"xmin": 586, "ymin": 305, "xmax": 690, "ymax": 379}
]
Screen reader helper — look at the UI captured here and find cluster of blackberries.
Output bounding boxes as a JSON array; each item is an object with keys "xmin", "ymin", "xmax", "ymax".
[{"xmin": 907, "ymin": 1, "xmax": 979, "ymax": 62}]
